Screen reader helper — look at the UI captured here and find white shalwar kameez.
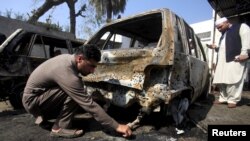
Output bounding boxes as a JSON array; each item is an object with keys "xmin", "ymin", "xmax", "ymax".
[{"xmin": 213, "ymin": 23, "xmax": 250, "ymax": 104}]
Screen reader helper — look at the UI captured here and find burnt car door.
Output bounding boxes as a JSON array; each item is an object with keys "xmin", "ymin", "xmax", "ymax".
[
  {"xmin": 0, "ymin": 31, "xmax": 33, "ymax": 77},
  {"xmin": 26, "ymin": 34, "xmax": 71, "ymax": 73},
  {"xmin": 182, "ymin": 21, "xmax": 209, "ymax": 102}
]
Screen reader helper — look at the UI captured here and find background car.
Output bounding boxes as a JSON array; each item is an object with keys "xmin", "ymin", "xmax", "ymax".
[{"xmin": 0, "ymin": 29, "xmax": 84, "ymax": 108}]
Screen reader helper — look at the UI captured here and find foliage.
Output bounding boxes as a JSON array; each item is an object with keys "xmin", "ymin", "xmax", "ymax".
[
  {"xmin": 5, "ymin": 9, "xmax": 13, "ymax": 18},
  {"xmin": 78, "ymin": 2, "xmax": 105, "ymax": 39},
  {"xmin": 14, "ymin": 12, "xmax": 27, "ymax": 21},
  {"xmin": 36, "ymin": 21, "xmax": 63, "ymax": 31},
  {"xmin": 0, "ymin": 9, "xmax": 63, "ymax": 32},
  {"xmin": 89, "ymin": 0, "xmax": 127, "ymax": 22}
]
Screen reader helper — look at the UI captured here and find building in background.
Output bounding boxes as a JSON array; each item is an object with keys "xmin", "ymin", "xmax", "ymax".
[
  {"xmin": 192, "ymin": 0, "xmax": 250, "ymax": 89},
  {"xmin": 191, "ymin": 19, "xmax": 215, "ymax": 70},
  {"xmin": 191, "ymin": 0, "xmax": 250, "ymax": 68}
]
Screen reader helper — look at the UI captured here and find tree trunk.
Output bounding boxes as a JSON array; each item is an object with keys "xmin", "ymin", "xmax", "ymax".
[
  {"xmin": 106, "ymin": 0, "xmax": 112, "ymax": 23},
  {"xmin": 66, "ymin": 0, "xmax": 76, "ymax": 36},
  {"xmin": 28, "ymin": 0, "xmax": 65, "ymax": 23}
]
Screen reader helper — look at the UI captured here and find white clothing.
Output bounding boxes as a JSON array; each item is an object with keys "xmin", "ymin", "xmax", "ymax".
[
  {"xmin": 217, "ymin": 76, "xmax": 244, "ymax": 104},
  {"xmin": 213, "ymin": 23, "xmax": 250, "ymax": 104},
  {"xmin": 213, "ymin": 23, "xmax": 250, "ymax": 84}
]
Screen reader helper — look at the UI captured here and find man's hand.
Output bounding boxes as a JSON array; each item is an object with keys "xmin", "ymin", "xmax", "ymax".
[
  {"xmin": 116, "ymin": 124, "xmax": 132, "ymax": 137},
  {"xmin": 234, "ymin": 55, "xmax": 249, "ymax": 62},
  {"xmin": 206, "ymin": 44, "xmax": 217, "ymax": 49}
]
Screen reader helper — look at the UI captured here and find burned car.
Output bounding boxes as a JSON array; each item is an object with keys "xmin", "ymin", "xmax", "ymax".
[
  {"xmin": 83, "ymin": 8, "xmax": 210, "ymax": 128},
  {"xmin": 0, "ymin": 29, "xmax": 84, "ymax": 108}
]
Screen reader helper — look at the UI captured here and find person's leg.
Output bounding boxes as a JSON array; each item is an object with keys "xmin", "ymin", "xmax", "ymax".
[
  {"xmin": 28, "ymin": 88, "xmax": 83, "ymax": 138},
  {"xmin": 37, "ymin": 88, "xmax": 79, "ymax": 129},
  {"xmin": 50, "ymin": 96, "xmax": 83, "ymax": 138},
  {"xmin": 217, "ymin": 84, "xmax": 228, "ymax": 103},
  {"xmin": 37, "ymin": 88, "xmax": 67, "ymax": 120},
  {"xmin": 52, "ymin": 96, "xmax": 79, "ymax": 129},
  {"xmin": 227, "ymin": 78, "xmax": 244, "ymax": 105}
]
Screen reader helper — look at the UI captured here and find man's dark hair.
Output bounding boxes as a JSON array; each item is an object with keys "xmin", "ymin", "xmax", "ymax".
[{"xmin": 75, "ymin": 44, "xmax": 101, "ymax": 62}]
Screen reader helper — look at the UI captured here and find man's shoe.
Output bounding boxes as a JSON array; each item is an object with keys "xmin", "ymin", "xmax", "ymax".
[
  {"xmin": 50, "ymin": 128, "xmax": 84, "ymax": 138},
  {"xmin": 35, "ymin": 116, "xmax": 43, "ymax": 125},
  {"xmin": 213, "ymin": 100, "xmax": 225, "ymax": 104},
  {"xmin": 228, "ymin": 103, "xmax": 236, "ymax": 108},
  {"xmin": 35, "ymin": 116, "xmax": 52, "ymax": 130}
]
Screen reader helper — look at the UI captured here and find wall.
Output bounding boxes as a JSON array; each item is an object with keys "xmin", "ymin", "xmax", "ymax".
[{"xmin": 191, "ymin": 19, "xmax": 216, "ymax": 70}]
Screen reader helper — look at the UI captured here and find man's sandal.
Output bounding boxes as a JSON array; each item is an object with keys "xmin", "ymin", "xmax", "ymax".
[{"xmin": 50, "ymin": 128, "xmax": 84, "ymax": 138}]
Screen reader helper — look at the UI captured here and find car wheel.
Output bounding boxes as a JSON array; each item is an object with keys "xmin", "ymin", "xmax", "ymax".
[
  {"xmin": 199, "ymin": 78, "xmax": 210, "ymax": 100},
  {"xmin": 9, "ymin": 84, "xmax": 25, "ymax": 109}
]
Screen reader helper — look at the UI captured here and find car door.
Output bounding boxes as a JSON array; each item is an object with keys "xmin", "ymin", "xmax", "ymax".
[
  {"xmin": 184, "ymin": 23, "xmax": 209, "ymax": 102},
  {"xmin": 0, "ymin": 31, "xmax": 33, "ymax": 77},
  {"xmin": 26, "ymin": 34, "xmax": 70, "ymax": 73}
]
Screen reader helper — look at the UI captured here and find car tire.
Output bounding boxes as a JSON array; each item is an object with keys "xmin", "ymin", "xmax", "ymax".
[
  {"xmin": 9, "ymin": 83, "xmax": 25, "ymax": 109},
  {"xmin": 199, "ymin": 78, "xmax": 210, "ymax": 100}
]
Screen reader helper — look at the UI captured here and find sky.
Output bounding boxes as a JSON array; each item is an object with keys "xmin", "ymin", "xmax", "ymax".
[{"xmin": 0, "ymin": 0, "xmax": 213, "ymax": 38}]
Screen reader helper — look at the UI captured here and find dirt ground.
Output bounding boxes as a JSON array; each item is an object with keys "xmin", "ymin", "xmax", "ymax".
[
  {"xmin": 189, "ymin": 91, "xmax": 250, "ymax": 131},
  {"xmin": 0, "ymin": 91, "xmax": 250, "ymax": 141}
]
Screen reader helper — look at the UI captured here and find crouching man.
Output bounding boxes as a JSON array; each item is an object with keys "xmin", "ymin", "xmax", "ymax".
[{"xmin": 22, "ymin": 44, "xmax": 132, "ymax": 138}]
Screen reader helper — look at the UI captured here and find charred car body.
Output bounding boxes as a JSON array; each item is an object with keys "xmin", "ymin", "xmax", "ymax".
[
  {"xmin": 83, "ymin": 9, "xmax": 210, "ymax": 128},
  {"xmin": 0, "ymin": 29, "xmax": 84, "ymax": 108}
]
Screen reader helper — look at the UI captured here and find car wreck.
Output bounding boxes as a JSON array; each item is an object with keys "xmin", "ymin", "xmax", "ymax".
[
  {"xmin": 0, "ymin": 29, "xmax": 84, "ymax": 108},
  {"xmin": 82, "ymin": 8, "xmax": 210, "ymax": 129}
]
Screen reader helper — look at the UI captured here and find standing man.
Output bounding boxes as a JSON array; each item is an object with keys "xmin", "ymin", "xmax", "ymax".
[
  {"xmin": 22, "ymin": 44, "xmax": 132, "ymax": 138},
  {"xmin": 207, "ymin": 17, "xmax": 250, "ymax": 108}
]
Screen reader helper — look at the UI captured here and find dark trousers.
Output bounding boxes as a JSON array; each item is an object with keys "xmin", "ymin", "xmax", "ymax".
[{"xmin": 26, "ymin": 88, "xmax": 79, "ymax": 129}]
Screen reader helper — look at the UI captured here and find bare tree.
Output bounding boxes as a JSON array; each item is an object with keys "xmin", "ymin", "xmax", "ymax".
[
  {"xmin": 28, "ymin": 0, "xmax": 127, "ymax": 37},
  {"xmin": 28, "ymin": 0, "xmax": 86, "ymax": 36},
  {"xmin": 28, "ymin": 0, "xmax": 65, "ymax": 23}
]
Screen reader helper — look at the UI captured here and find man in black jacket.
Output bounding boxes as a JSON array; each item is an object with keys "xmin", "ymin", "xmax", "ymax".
[{"xmin": 207, "ymin": 17, "xmax": 250, "ymax": 108}]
